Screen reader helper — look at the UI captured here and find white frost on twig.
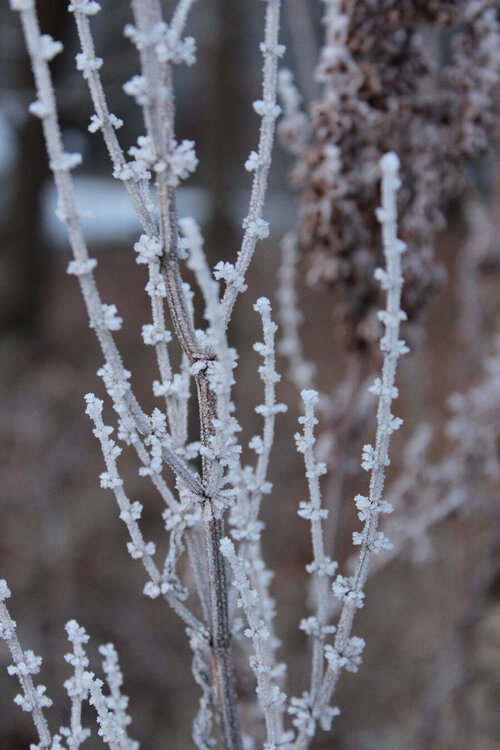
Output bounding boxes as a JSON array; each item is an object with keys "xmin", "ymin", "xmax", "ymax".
[
  {"xmin": 292, "ymin": 153, "xmax": 409, "ymax": 750},
  {"xmin": 0, "ymin": 581, "xmax": 53, "ymax": 749}
]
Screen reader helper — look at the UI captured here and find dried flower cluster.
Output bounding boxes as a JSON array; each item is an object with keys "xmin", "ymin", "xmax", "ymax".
[{"xmin": 292, "ymin": 0, "xmax": 500, "ymax": 350}]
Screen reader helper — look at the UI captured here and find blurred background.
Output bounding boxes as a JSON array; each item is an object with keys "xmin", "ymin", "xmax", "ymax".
[{"xmin": 1, "ymin": 2, "xmax": 500, "ymax": 749}]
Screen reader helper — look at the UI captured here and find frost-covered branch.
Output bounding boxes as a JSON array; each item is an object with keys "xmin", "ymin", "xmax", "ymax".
[
  {"xmin": 292, "ymin": 153, "xmax": 409, "ymax": 749},
  {"xmin": 70, "ymin": 0, "xmax": 157, "ymax": 237},
  {"xmin": 169, "ymin": 0, "xmax": 198, "ymax": 41},
  {"xmin": 0, "ymin": 581, "xmax": 53, "ymax": 750},
  {"xmin": 227, "ymin": 299, "xmax": 287, "ymax": 714},
  {"xmin": 61, "ymin": 620, "xmax": 91, "ymax": 750},
  {"xmin": 222, "ymin": 0, "xmax": 283, "ymax": 325},
  {"xmin": 71, "ymin": 0, "xmax": 194, "ymax": 450},
  {"xmin": 220, "ymin": 538, "xmax": 290, "ymax": 750},
  {"xmin": 293, "ymin": 390, "xmax": 337, "ymax": 718},
  {"xmin": 248, "ymin": 297, "xmax": 287, "ymax": 524},
  {"xmin": 62, "ymin": 622, "xmax": 139, "ymax": 750},
  {"xmin": 11, "ymin": 0, "xmax": 203, "ymax": 498},
  {"xmin": 189, "ymin": 627, "xmax": 217, "ymax": 750},
  {"xmin": 129, "ymin": 0, "xmax": 201, "ymax": 363},
  {"xmin": 84, "ymin": 394, "xmax": 205, "ymax": 636}
]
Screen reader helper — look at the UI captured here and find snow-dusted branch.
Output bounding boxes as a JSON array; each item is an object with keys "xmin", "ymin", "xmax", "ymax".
[
  {"xmin": 220, "ymin": 538, "xmax": 290, "ymax": 750},
  {"xmin": 84, "ymin": 394, "xmax": 205, "ymax": 636},
  {"xmin": 70, "ymin": 0, "xmax": 158, "ymax": 237},
  {"xmin": 4, "ymin": 0, "xmax": 450, "ymax": 746},
  {"xmin": 292, "ymin": 390, "xmax": 336, "ymax": 725},
  {"xmin": 222, "ymin": 0, "xmax": 283, "ymax": 326},
  {"xmin": 11, "ymin": 0, "xmax": 203, "ymax": 498},
  {"xmin": 248, "ymin": 297, "xmax": 287, "ymax": 522},
  {"xmin": 130, "ymin": 0, "xmax": 201, "ymax": 363},
  {"xmin": 292, "ymin": 153, "xmax": 409, "ymax": 750},
  {"xmin": 0, "ymin": 581, "xmax": 53, "ymax": 750}
]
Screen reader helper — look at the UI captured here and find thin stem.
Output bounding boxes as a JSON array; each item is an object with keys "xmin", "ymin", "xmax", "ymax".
[
  {"xmin": 131, "ymin": 0, "xmax": 202, "ymax": 363},
  {"xmin": 204, "ymin": 506, "xmax": 243, "ymax": 750},
  {"xmin": 71, "ymin": 0, "xmax": 158, "ymax": 237},
  {"xmin": 222, "ymin": 0, "xmax": 282, "ymax": 327},
  {"xmin": 16, "ymin": 0, "xmax": 202, "ymax": 496},
  {"xmin": 129, "ymin": 5, "xmax": 244, "ymax": 748},
  {"xmin": 293, "ymin": 153, "xmax": 408, "ymax": 750},
  {"xmin": 0, "ymin": 584, "xmax": 52, "ymax": 750}
]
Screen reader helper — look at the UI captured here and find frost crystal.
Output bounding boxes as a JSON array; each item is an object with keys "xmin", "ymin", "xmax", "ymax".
[
  {"xmin": 75, "ymin": 52, "xmax": 103, "ymax": 79},
  {"xmin": 155, "ymin": 31, "xmax": 196, "ymax": 66},
  {"xmin": 123, "ymin": 75, "xmax": 149, "ymax": 106},
  {"xmin": 324, "ymin": 636, "xmax": 365, "ymax": 674},
  {"xmin": 253, "ymin": 99, "xmax": 282, "ymax": 119},
  {"xmin": 242, "ymin": 216, "xmax": 270, "ymax": 240},
  {"xmin": 39, "ymin": 34, "xmax": 63, "ymax": 61},
  {"xmin": 68, "ymin": 0, "xmax": 100, "ymax": 15},
  {"xmin": 134, "ymin": 234, "xmax": 163, "ymax": 264},
  {"xmin": 29, "ymin": 100, "xmax": 49, "ymax": 119},
  {"xmin": 67, "ymin": 258, "xmax": 97, "ymax": 276},
  {"xmin": 167, "ymin": 140, "xmax": 198, "ymax": 186},
  {"xmin": 331, "ymin": 575, "xmax": 365, "ymax": 609},
  {"xmin": 213, "ymin": 262, "xmax": 247, "ymax": 293},
  {"xmin": 101, "ymin": 304, "xmax": 123, "ymax": 331},
  {"xmin": 50, "ymin": 152, "xmax": 83, "ymax": 172},
  {"xmin": 245, "ymin": 151, "xmax": 260, "ymax": 172},
  {"xmin": 361, "ymin": 443, "xmax": 376, "ymax": 471}
]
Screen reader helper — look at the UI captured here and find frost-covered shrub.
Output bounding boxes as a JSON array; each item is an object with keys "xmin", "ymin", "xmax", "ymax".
[{"xmin": 1, "ymin": 1, "xmax": 499, "ymax": 750}]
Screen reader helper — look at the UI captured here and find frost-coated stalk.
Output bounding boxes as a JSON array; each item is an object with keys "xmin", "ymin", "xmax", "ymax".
[
  {"xmin": 170, "ymin": 0, "xmax": 197, "ymax": 40},
  {"xmin": 175, "ymin": 2, "xmax": 283, "ymax": 743},
  {"xmin": 222, "ymin": 0, "xmax": 283, "ymax": 325},
  {"xmin": 295, "ymin": 390, "xmax": 336, "ymax": 702},
  {"xmin": 204, "ymin": 507, "xmax": 242, "ymax": 750},
  {"xmin": 62, "ymin": 622, "xmax": 140, "ymax": 750},
  {"xmin": 84, "ymin": 395, "xmax": 206, "ymax": 636},
  {"xmin": 248, "ymin": 297, "xmax": 288, "ymax": 528},
  {"xmin": 70, "ymin": 1, "xmax": 183, "ymax": 443},
  {"xmin": 220, "ymin": 539, "xmax": 288, "ymax": 750},
  {"xmin": 64, "ymin": 621, "xmax": 92, "ymax": 750},
  {"xmin": 130, "ymin": 0, "xmax": 201, "ymax": 363},
  {"xmin": 227, "ymin": 298, "xmax": 288, "ymax": 737},
  {"xmin": 0, "ymin": 582, "xmax": 53, "ymax": 750},
  {"xmin": 70, "ymin": 0, "xmax": 157, "ymax": 238},
  {"xmin": 179, "ymin": 217, "xmax": 244, "ymax": 750},
  {"xmin": 293, "ymin": 153, "xmax": 409, "ymax": 750},
  {"xmin": 11, "ymin": 0, "xmax": 203, "ymax": 497},
  {"xmin": 288, "ymin": 392, "xmax": 339, "ymax": 742}
]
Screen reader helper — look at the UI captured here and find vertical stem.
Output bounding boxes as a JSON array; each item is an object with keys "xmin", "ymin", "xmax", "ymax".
[
  {"xmin": 198, "ymin": 368, "xmax": 243, "ymax": 750},
  {"xmin": 204, "ymin": 507, "xmax": 242, "ymax": 750},
  {"xmin": 130, "ymin": 3, "xmax": 243, "ymax": 746}
]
